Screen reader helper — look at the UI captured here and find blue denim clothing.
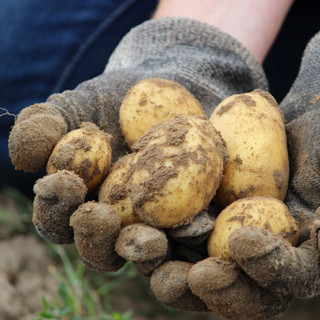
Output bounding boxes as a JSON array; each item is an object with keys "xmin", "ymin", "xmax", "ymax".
[{"xmin": 0, "ymin": 0, "xmax": 157, "ymax": 194}]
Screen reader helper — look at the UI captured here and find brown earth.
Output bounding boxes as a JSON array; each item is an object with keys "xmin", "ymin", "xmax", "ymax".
[{"xmin": 1, "ymin": 189, "xmax": 320, "ymax": 320}]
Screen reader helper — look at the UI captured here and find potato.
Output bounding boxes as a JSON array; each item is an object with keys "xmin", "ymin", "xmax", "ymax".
[
  {"xmin": 98, "ymin": 153, "xmax": 141, "ymax": 227},
  {"xmin": 119, "ymin": 78, "xmax": 204, "ymax": 149},
  {"xmin": 209, "ymin": 89, "xmax": 289, "ymax": 209},
  {"xmin": 207, "ymin": 196, "xmax": 299, "ymax": 259},
  {"xmin": 47, "ymin": 122, "xmax": 112, "ymax": 192},
  {"xmin": 127, "ymin": 115, "xmax": 228, "ymax": 228}
]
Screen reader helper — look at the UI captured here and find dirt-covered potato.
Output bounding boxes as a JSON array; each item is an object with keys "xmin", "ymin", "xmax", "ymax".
[
  {"xmin": 119, "ymin": 78, "xmax": 204, "ymax": 149},
  {"xmin": 98, "ymin": 153, "xmax": 141, "ymax": 227},
  {"xmin": 209, "ymin": 89, "xmax": 289, "ymax": 209},
  {"xmin": 33, "ymin": 170, "xmax": 87, "ymax": 244},
  {"xmin": 70, "ymin": 201, "xmax": 125, "ymax": 273},
  {"xmin": 127, "ymin": 115, "xmax": 228, "ymax": 228},
  {"xmin": 207, "ymin": 196, "xmax": 299, "ymax": 259},
  {"xmin": 47, "ymin": 122, "xmax": 112, "ymax": 193}
]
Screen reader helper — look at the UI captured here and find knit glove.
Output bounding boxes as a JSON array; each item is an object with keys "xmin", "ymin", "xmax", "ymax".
[
  {"xmin": 232, "ymin": 30, "xmax": 320, "ymax": 296},
  {"xmin": 8, "ymin": 17, "xmax": 266, "ymax": 172},
  {"xmin": 8, "ymin": 17, "xmax": 297, "ymax": 320},
  {"xmin": 188, "ymin": 31, "xmax": 320, "ymax": 320}
]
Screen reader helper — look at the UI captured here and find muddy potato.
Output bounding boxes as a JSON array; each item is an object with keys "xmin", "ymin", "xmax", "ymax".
[
  {"xmin": 119, "ymin": 78, "xmax": 204, "ymax": 149},
  {"xmin": 98, "ymin": 153, "xmax": 141, "ymax": 227},
  {"xmin": 209, "ymin": 89, "xmax": 289, "ymax": 209},
  {"xmin": 47, "ymin": 122, "xmax": 112, "ymax": 192},
  {"xmin": 207, "ymin": 196, "xmax": 299, "ymax": 260},
  {"xmin": 127, "ymin": 115, "xmax": 228, "ymax": 229}
]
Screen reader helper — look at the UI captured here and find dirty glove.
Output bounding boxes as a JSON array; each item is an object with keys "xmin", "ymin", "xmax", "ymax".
[
  {"xmin": 188, "ymin": 31, "xmax": 320, "ymax": 320},
  {"xmin": 8, "ymin": 16, "xmax": 267, "ymax": 172},
  {"xmin": 7, "ymin": 17, "xmax": 279, "ymax": 319}
]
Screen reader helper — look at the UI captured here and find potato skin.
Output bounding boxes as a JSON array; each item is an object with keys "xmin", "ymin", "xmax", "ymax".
[
  {"xmin": 98, "ymin": 153, "xmax": 141, "ymax": 227},
  {"xmin": 47, "ymin": 122, "xmax": 112, "ymax": 192},
  {"xmin": 127, "ymin": 115, "xmax": 228, "ymax": 229},
  {"xmin": 207, "ymin": 196, "xmax": 299, "ymax": 259},
  {"xmin": 209, "ymin": 89, "xmax": 289, "ymax": 209},
  {"xmin": 119, "ymin": 78, "xmax": 204, "ymax": 149}
]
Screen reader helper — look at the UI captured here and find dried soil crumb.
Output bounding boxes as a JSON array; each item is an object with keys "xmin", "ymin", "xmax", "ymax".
[
  {"xmin": 273, "ymin": 169, "xmax": 284, "ymax": 190},
  {"xmin": 254, "ymin": 89, "xmax": 278, "ymax": 108}
]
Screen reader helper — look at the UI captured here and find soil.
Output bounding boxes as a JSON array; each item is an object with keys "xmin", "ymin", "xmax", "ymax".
[
  {"xmin": 0, "ymin": 235, "xmax": 58, "ymax": 320},
  {"xmin": 1, "ymin": 189, "xmax": 320, "ymax": 320}
]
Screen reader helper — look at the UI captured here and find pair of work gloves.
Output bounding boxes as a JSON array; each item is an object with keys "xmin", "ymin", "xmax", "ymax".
[{"xmin": 8, "ymin": 17, "xmax": 320, "ymax": 320}]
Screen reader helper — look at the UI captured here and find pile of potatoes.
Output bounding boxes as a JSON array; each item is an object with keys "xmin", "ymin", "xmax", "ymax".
[{"xmin": 32, "ymin": 78, "xmax": 299, "ymax": 315}]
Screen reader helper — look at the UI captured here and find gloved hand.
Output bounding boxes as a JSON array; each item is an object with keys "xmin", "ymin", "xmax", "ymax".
[
  {"xmin": 8, "ymin": 16, "xmax": 307, "ymax": 320},
  {"xmin": 8, "ymin": 17, "xmax": 267, "ymax": 172},
  {"xmin": 188, "ymin": 31, "xmax": 320, "ymax": 320}
]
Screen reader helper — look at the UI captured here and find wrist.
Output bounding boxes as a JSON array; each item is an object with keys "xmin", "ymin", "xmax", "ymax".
[{"xmin": 153, "ymin": 0, "xmax": 294, "ymax": 63}]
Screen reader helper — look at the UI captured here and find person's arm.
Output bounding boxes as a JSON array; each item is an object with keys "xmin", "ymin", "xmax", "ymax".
[{"xmin": 153, "ymin": 0, "xmax": 294, "ymax": 63}]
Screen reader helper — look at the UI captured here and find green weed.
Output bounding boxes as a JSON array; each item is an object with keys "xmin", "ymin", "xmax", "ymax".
[{"xmin": 35, "ymin": 245, "xmax": 136, "ymax": 320}]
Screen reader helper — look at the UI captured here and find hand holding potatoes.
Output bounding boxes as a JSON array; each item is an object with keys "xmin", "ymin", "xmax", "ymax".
[
  {"xmin": 222, "ymin": 31, "xmax": 320, "ymax": 301},
  {"xmin": 10, "ymin": 71, "xmax": 320, "ymax": 320},
  {"xmin": 189, "ymin": 32, "xmax": 320, "ymax": 319},
  {"xmin": 8, "ymin": 15, "xmax": 320, "ymax": 320}
]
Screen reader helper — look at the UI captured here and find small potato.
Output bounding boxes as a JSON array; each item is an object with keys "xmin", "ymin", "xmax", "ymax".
[
  {"xmin": 120, "ymin": 78, "xmax": 204, "ymax": 149},
  {"xmin": 127, "ymin": 115, "xmax": 228, "ymax": 228},
  {"xmin": 207, "ymin": 196, "xmax": 299, "ymax": 259},
  {"xmin": 98, "ymin": 153, "xmax": 141, "ymax": 227},
  {"xmin": 47, "ymin": 122, "xmax": 112, "ymax": 192},
  {"xmin": 209, "ymin": 89, "xmax": 289, "ymax": 209}
]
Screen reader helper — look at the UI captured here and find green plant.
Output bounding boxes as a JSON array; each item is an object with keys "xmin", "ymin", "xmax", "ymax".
[{"xmin": 35, "ymin": 245, "xmax": 136, "ymax": 320}]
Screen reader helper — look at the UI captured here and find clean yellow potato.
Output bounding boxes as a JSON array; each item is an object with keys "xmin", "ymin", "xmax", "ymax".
[
  {"xmin": 209, "ymin": 89, "xmax": 289, "ymax": 209},
  {"xmin": 47, "ymin": 122, "xmax": 112, "ymax": 192},
  {"xmin": 207, "ymin": 196, "xmax": 299, "ymax": 260},
  {"xmin": 120, "ymin": 78, "xmax": 204, "ymax": 149},
  {"xmin": 127, "ymin": 115, "xmax": 228, "ymax": 229},
  {"xmin": 98, "ymin": 153, "xmax": 141, "ymax": 228}
]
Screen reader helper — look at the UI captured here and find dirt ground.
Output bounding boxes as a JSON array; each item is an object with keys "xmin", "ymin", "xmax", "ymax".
[
  {"xmin": 2, "ymin": 234, "xmax": 320, "ymax": 320},
  {"xmin": 0, "ymin": 235, "xmax": 58, "ymax": 320},
  {"xmin": 1, "ymin": 189, "xmax": 320, "ymax": 320}
]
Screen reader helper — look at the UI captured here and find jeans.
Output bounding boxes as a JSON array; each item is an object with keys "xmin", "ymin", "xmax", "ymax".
[{"xmin": 0, "ymin": 0, "xmax": 158, "ymax": 194}]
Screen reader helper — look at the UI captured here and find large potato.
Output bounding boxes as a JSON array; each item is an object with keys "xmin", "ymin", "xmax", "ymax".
[
  {"xmin": 209, "ymin": 89, "xmax": 289, "ymax": 209},
  {"xmin": 47, "ymin": 122, "xmax": 112, "ymax": 192},
  {"xmin": 127, "ymin": 115, "xmax": 228, "ymax": 229},
  {"xmin": 119, "ymin": 78, "xmax": 204, "ymax": 149},
  {"xmin": 207, "ymin": 196, "xmax": 299, "ymax": 259},
  {"xmin": 98, "ymin": 153, "xmax": 141, "ymax": 227}
]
